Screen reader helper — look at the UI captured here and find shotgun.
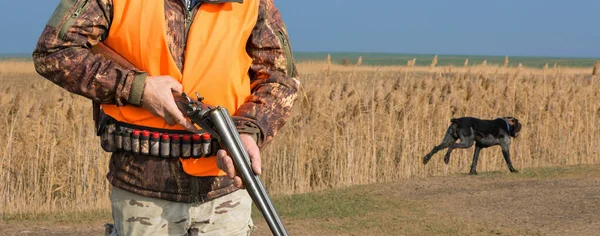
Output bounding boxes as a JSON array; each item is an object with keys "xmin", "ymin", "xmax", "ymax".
[{"xmin": 91, "ymin": 43, "xmax": 289, "ymax": 236}]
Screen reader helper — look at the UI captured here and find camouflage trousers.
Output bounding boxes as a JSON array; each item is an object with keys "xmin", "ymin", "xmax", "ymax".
[{"xmin": 105, "ymin": 187, "xmax": 255, "ymax": 236}]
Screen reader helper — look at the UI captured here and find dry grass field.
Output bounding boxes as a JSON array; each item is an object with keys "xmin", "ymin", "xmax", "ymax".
[
  {"xmin": 1, "ymin": 58, "xmax": 599, "ymax": 222},
  {"xmin": 264, "ymin": 59, "xmax": 600, "ymax": 195}
]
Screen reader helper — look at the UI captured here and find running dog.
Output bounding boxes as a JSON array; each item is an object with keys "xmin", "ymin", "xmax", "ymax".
[{"xmin": 422, "ymin": 117, "xmax": 522, "ymax": 175}]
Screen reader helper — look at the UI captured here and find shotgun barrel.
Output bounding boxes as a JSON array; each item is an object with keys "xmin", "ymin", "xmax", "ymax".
[{"xmin": 176, "ymin": 92, "xmax": 289, "ymax": 236}]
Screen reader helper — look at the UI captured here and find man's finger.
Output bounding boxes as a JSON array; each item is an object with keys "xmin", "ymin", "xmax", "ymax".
[
  {"xmin": 163, "ymin": 114, "xmax": 176, "ymax": 126},
  {"xmin": 165, "ymin": 100, "xmax": 198, "ymax": 133},
  {"xmin": 233, "ymin": 177, "xmax": 244, "ymax": 189},
  {"xmin": 169, "ymin": 80, "xmax": 183, "ymax": 93},
  {"xmin": 249, "ymin": 148, "xmax": 261, "ymax": 175},
  {"xmin": 240, "ymin": 134, "xmax": 262, "ymax": 175},
  {"xmin": 217, "ymin": 150, "xmax": 236, "ymax": 179},
  {"xmin": 224, "ymin": 156, "xmax": 236, "ymax": 179},
  {"xmin": 216, "ymin": 150, "xmax": 227, "ymax": 171}
]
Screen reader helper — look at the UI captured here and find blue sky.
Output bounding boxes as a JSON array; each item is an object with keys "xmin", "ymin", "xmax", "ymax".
[{"xmin": 0, "ymin": 0, "xmax": 597, "ymax": 57}]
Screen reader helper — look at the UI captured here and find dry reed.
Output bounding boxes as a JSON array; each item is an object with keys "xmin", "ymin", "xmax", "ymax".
[
  {"xmin": 407, "ymin": 58, "xmax": 416, "ymax": 68},
  {"xmin": 1, "ymin": 60, "xmax": 600, "ymax": 217},
  {"xmin": 430, "ymin": 55, "xmax": 438, "ymax": 69}
]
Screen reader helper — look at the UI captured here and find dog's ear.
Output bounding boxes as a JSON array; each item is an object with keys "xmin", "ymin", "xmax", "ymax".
[
  {"xmin": 505, "ymin": 117, "xmax": 522, "ymax": 137},
  {"xmin": 504, "ymin": 117, "xmax": 517, "ymax": 126},
  {"xmin": 513, "ymin": 119, "xmax": 522, "ymax": 132}
]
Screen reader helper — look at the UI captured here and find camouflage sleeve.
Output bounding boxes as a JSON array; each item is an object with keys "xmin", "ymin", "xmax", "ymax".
[
  {"xmin": 32, "ymin": 0, "xmax": 147, "ymax": 106},
  {"xmin": 234, "ymin": 0, "xmax": 300, "ymax": 149}
]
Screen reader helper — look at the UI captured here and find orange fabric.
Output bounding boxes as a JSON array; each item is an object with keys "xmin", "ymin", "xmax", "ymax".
[{"xmin": 102, "ymin": 0, "xmax": 259, "ymax": 176}]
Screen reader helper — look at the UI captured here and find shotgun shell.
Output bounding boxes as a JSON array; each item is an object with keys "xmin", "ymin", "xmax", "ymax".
[
  {"xmin": 150, "ymin": 132, "xmax": 160, "ymax": 156},
  {"xmin": 192, "ymin": 134, "xmax": 201, "ymax": 157},
  {"xmin": 140, "ymin": 130, "xmax": 150, "ymax": 155},
  {"xmin": 170, "ymin": 134, "xmax": 180, "ymax": 158},
  {"xmin": 160, "ymin": 134, "xmax": 170, "ymax": 158},
  {"xmin": 181, "ymin": 134, "xmax": 191, "ymax": 158},
  {"xmin": 131, "ymin": 130, "xmax": 140, "ymax": 154},
  {"xmin": 123, "ymin": 130, "xmax": 132, "ymax": 152},
  {"xmin": 201, "ymin": 133, "xmax": 211, "ymax": 157},
  {"xmin": 115, "ymin": 130, "xmax": 123, "ymax": 150}
]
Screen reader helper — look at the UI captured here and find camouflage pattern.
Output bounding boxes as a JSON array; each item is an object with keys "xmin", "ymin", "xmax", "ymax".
[
  {"xmin": 33, "ymin": 0, "xmax": 137, "ymax": 107},
  {"xmin": 33, "ymin": 0, "xmax": 299, "ymax": 203},
  {"xmin": 106, "ymin": 187, "xmax": 254, "ymax": 235},
  {"xmin": 236, "ymin": 0, "xmax": 301, "ymax": 149},
  {"xmin": 101, "ymin": 123, "xmax": 117, "ymax": 152},
  {"xmin": 108, "ymin": 152, "xmax": 238, "ymax": 203}
]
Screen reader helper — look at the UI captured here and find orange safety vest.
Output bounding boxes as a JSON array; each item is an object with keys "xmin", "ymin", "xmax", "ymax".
[{"xmin": 102, "ymin": 0, "xmax": 259, "ymax": 176}]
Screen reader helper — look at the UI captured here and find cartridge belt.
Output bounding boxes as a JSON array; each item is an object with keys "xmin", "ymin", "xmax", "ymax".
[{"xmin": 99, "ymin": 114, "xmax": 220, "ymax": 159}]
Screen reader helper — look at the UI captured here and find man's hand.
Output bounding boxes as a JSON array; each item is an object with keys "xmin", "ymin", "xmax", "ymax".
[
  {"xmin": 216, "ymin": 134, "xmax": 261, "ymax": 188},
  {"xmin": 141, "ymin": 75, "xmax": 198, "ymax": 133}
]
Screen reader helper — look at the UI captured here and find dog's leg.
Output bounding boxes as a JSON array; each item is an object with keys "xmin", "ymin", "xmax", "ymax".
[
  {"xmin": 469, "ymin": 146, "xmax": 482, "ymax": 175},
  {"xmin": 443, "ymin": 129, "xmax": 474, "ymax": 164},
  {"xmin": 501, "ymin": 145, "xmax": 518, "ymax": 173},
  {"xmin": 443, "ymin": 140, "xmax": 474, "ymax": 164},
  {"xmin": 423, "ymin": 126, "xmax": 457, "ymax": 165}
]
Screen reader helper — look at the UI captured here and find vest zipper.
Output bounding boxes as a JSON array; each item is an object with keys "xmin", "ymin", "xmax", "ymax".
[
  {"xmin": 181, "ymin": 1, "xmax": 202, "ymax": 69},
  {"xmin": 58, "ymin": 0, "xmax": 90, "ymax": 40},
  {"xmin": 276, "ymin": 30, "xmax": 295, "ymax": 77},
  {"xmin": 178, "ymin": 2, "xmax": 202, "ymax": 203}
]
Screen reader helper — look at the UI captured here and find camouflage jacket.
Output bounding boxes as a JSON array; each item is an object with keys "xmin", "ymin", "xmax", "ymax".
[{"xmin": 33, "ymin": 0, "xmax": 299, "ymax": 203}]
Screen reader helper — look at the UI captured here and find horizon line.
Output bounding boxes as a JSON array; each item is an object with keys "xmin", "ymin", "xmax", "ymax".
[{"xmin": 293, "ymin": 51, "xmax": 599, "ymax": 60}]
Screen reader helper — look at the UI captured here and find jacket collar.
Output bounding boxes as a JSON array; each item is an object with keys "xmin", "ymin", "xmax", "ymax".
[{"xmin": 200, "ymin": 0, "xmax": 243, "ymax": 3}]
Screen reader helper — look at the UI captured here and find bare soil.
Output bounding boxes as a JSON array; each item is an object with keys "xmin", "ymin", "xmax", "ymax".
[{"xmin": 2, "ymin": 165, "xmax": 600, "ymax": 236}]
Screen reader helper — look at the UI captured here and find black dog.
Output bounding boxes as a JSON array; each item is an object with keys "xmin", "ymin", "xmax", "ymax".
[{"xmin": 422, "ymin": 117, "xmax": 522, "ymax": 175}]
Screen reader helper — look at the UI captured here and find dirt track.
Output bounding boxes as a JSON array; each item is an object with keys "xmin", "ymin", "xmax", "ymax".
[
  {"xmin": 2, "ymin": 165, "xmax": 600, "ymax": 236},
  {"xmin": 254, "ymin": 165, "xmax": 600, "ymax": 236}
]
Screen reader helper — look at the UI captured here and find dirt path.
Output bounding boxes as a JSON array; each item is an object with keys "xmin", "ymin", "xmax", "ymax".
[
  {"xmin": 3, "ymin": 165, "xmax": 600, "ymax": 236},
  {"xmin": 252, "ymin": 165, "xmax": 600, "ymax": 236}
]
